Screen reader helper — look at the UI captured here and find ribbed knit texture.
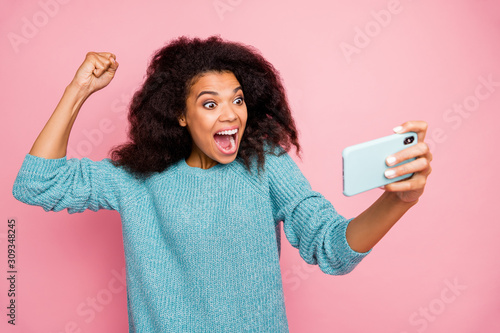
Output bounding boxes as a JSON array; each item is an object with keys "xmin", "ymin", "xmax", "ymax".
[{"xmin": 12, "ymin": 148, "xmax": 370, "ymax": 332}]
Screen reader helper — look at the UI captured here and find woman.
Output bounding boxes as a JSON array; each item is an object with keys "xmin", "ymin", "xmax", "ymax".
[{"xmin": 12, "ymin": 36, "xmax": 432, "ymax": 332}]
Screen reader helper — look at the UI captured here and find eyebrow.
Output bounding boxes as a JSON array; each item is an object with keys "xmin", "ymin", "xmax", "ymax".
[{"xmin": 196, "ymin": 86, "xmax": 242, "ymax": 101}]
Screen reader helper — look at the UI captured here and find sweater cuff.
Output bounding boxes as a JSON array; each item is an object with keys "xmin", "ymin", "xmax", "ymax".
[
  {"xmin": 334, "ymin": 217, "xmax": 372, "ymax": 264},
  {"xmin": 20, "ymin": 153, "xmax": 68, "ymax": 175}
]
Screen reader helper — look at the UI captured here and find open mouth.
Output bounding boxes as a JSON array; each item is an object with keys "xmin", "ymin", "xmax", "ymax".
[{"xmin": 213, "ymin": 128, "xmax": 238, "ymax": 155}]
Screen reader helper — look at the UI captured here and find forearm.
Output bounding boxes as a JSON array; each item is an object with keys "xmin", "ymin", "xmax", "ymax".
[
  {"xmin": 345, "ymin": 191, "xmax": 418, "ymax": 253},
  {"xmin": 29, "ymin": 82, "xmax": 90, "ymax": 159}
]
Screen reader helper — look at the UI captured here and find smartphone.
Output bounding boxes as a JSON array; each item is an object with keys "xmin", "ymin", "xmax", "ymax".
[{"xmin": 342, "ymin": 132, "xmax": 418, "ymax": 196}]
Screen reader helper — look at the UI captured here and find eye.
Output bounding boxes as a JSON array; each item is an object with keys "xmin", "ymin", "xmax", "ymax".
[
  {"xmin": 233, "ymin": 96, "xmax": 244, "ymax": 105},
  {"xmin": 203, "ymin": 101, "xmax": 217, "ymax": 109}
]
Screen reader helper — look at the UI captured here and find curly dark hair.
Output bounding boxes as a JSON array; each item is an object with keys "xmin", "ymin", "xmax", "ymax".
[{"xmin": 109, "ymin": 35, "xmax": 301, "ymax": 178}]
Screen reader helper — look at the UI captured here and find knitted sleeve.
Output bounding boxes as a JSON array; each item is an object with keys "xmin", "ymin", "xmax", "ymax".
[
  {"xmin": 12, "ymin": 153, "xmax": 123, "ymax": 214},
  {"xmin": 266, "ymin": 149, "xmax": 370, "ymax": 275}
]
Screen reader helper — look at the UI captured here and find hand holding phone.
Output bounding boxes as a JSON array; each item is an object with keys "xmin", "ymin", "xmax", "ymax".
[{"xmin": 342, "ymin": 132, "xmax": 418, "ymax": 196}]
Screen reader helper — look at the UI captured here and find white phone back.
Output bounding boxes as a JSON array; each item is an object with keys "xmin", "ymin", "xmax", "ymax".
[{"xmin": 342, "ymin": 132, "xmax": 417, "ymax": 196}]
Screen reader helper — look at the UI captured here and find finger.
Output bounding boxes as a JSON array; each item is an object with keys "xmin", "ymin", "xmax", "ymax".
[
  {"xmin": 384, "ymin": 156, "xmax": 430, "ymax": 179},
  {"xmin": 393, "ymin": 120, "xmax": 429, "ymax": 142},
  {"xmin": 99, "ymin": 55, "xmax": 119, "ymax": 73},
  {"xmin": 422, "ymin": 164, "xmax": 432, "ymax": 177},
  {"xmin": 386, "ymin": 142, "xmax": 430, "ymax": 166},
  {"xmin": 93, "ymin": 53, "xmax": 118, "ymax": 77},
  {"xmin": 95, "ymin": 52, "xmax": 117, "ymax": 67},
  {"xmin": 111, "ymin": 58, "xmax": 119, "ymax": 71},
  {"xmin": 84, "ymin": 52, "xmax": 106, "ymax": 77},
  {"xmin": 92, "ymin": 60, "xmax": 107, "ymax": 77},
  {"xmin": 384, "ymin": 173, "xmax": 428, "ymax": 192},
  {"xmin": 109, "ymin": 56, "xmax": 119, "ymax": 70},
  {"xmin": 96, "ymin": 52, "xmax": 116, "ymax": 61}
]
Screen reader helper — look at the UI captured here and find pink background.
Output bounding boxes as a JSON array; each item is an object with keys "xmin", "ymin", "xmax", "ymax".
[{"xmin": 1, "ymin": 0, "xmax": 499, "ymax": 332}]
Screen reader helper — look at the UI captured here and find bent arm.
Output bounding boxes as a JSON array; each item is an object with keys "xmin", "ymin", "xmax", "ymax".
[
  {"xmin": 29, "ymin": 52, "xmax": 118, "ymax": 159},
  {"xmin": 267, "ymin": 149, "xmax": 370, "ymax": 275},
  {"xmin": 13, "ymin": 52, "xmax": 122, "ymax": 213}
]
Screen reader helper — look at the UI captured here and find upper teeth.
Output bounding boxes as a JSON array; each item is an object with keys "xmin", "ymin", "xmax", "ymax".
[{"xmin": 216, "ymin": 129, "xmax": 238, "ymax": 135}]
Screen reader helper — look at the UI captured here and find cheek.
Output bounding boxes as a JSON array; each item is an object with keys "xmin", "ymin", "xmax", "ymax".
[
  {"xmin": 240, "ymin": 108, "xmax": 248, "ymax": 125},
  {"xmin": 189, "ymin": 116, "xmax": 216, "ymax": 144}
]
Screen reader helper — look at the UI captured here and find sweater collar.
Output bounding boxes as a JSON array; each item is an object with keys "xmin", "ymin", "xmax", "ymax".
[{"xmin": 177, "ymin": 158, "xmax": 228, "ymax": 175}]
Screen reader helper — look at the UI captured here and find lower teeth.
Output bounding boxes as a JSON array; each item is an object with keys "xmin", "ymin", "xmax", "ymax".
[{"xmin": 222, "ymin": 136, "xmax": 235, "ymax": 151}]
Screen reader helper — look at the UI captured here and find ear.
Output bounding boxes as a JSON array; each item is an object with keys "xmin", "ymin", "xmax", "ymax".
[{"xmin": 178, "ymin": 114, "xmax": 187, "ymax": 127}]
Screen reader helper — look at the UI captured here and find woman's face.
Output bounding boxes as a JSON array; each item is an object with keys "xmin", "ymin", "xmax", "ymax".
[{"xmin": 179, "ymin": 71, "xmax": 247, "ymax": 169}]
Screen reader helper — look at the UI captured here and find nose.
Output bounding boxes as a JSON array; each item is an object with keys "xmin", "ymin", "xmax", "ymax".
[{"xmin": 219, "ymin": 103, "xmax": 238, "ymax": 122}]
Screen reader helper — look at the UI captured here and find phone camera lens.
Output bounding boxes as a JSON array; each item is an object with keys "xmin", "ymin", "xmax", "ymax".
[{"xmin": 404, "ymin": 136, "xmax": 415, "ymax": 145}]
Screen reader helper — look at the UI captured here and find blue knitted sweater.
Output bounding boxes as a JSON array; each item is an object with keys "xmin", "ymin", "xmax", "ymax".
[{"xmin": 12, "ymin": 148, "xmax": 370, "ymax": 332}]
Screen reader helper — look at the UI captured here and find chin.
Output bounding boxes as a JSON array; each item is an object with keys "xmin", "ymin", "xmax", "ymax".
[{"xmin": 214, "ymin": 151, "xmax": 239, "ymax": 164}]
